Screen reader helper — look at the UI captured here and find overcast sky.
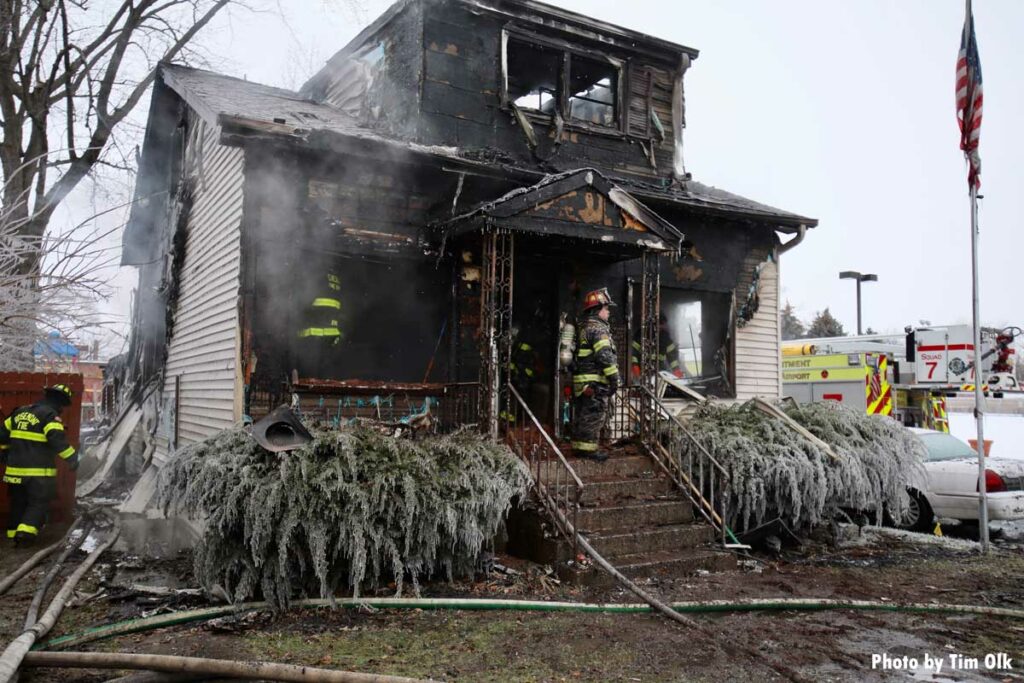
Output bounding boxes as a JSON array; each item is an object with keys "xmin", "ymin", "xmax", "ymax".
[{"xmin": 80, "ymin": 0, "xmax": 1024, "ymax": 351}]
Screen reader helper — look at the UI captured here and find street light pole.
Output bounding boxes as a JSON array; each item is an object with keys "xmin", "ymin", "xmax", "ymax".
[
  {"xmin": 855, "ymin": 278, "xmax": 862, "ymax": 336},
  {"xmin": 839, "ymin": 271, "xmax": 878, "ymax": 335}
]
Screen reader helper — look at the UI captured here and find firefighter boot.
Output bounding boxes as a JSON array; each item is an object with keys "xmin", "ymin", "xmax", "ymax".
[{"xmin": 13, "ymin": 531, "xmax": 36, "ymax": 548}]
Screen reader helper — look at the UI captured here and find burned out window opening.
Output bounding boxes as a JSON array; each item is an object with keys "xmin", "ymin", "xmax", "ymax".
[
  {"xmin": 630, "ymin": 282, "xmax": 733, "ymax": 397},
  {"xmin": 506, "ymin": 37, "xmax": 562, "ymax": 114},
  {"xmin": 568, "ymin": 55, "xmax": 618, "ymax": 127},
  {"xmin": 503, "ymin": 31, "xmax": 623, "ymax": 132}
]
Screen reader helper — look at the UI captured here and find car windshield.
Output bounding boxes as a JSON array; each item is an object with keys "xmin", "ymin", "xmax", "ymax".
[{"xmin": 917, "ymin": 432, "xmax": 978, "ymax": 461}]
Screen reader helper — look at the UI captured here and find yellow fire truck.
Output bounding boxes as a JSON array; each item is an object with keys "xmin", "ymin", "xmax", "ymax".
[{"xmin": 782, "ymin": 350, "xmax": 949, "ymax": 432}]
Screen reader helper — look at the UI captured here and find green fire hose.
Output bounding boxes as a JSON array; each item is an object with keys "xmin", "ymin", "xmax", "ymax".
[{"xmin": 38, "ymin": 596, "xmax": 1024, "ymax": 652}]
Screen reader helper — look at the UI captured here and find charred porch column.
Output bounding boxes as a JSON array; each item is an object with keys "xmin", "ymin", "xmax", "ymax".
[
  {"xmin": 639, "ymin": 251, "xmax": 661, "ymax": 443},
  {"xmin": 479, "ymin": 227, "xmax": 514, "ymax": 440}
]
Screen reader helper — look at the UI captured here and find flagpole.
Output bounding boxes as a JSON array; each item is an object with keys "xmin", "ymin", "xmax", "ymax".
[{"xmin": 969, "ymin": 181, "xmax": 989, "ymax": 553}]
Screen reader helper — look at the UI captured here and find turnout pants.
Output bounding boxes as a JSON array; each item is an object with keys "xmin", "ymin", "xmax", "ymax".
[
  {"xmin": 571, "ymin": 386, "xmax": 611, "ymax": 453},
  {"xmin": 4, "ymin": 477, "xmax": 55, "ymax": 539},
  {"xmin": 294, "ymin": 336, "xmax": 341, "ymax": 379}
]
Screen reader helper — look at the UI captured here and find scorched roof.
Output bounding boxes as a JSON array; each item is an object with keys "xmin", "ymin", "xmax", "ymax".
[{"xmin": 157, "ymin": 63, "xmax": 817, "ymax": 231}]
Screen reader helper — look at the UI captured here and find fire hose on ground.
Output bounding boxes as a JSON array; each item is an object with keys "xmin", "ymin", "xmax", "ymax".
[
  {"xmin": 0, "ymin": 537, "xmax": 66, "ymax": 596},
  {"xmin": 5, "ymin": 520, "xmax": 1022, "ymax": 683},
  {"xmin": 20, "ymin": 651, "xmax": 435, "ymax": 683},
  {"xmin": 0, "ymin": 524, "xmax": 120, "ymax": 683},
  {"xmin": 24, "ymin": 520, "xmax": 91, "ymax": 630},
  {"xmin": 36, "ymin": 595, "xmax": 1024, "ymax": 653}
]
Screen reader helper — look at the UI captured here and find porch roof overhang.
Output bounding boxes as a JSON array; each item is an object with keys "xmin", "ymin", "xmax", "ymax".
[{"xmin": 436, "ymin": 169, "xmax": 685, "ymax": 254}]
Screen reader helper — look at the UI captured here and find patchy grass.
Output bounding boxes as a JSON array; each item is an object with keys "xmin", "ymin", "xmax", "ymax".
[
  {"xmin": 10, "ymin": 526, "xmax": 1024, "ymax": 682},
  {"xmin": 240, "ymin": 609, "xmax": 717, "ymax": 682}
]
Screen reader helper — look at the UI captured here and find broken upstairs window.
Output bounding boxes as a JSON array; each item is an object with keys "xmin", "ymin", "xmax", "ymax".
[
  {"xmin": 568, "ymin": 55, "xmax": 617, "ymax": 127},
  {"xmin": 504, "ymin": 33, "xmax": 621, "ymax": 130},
  {"xmin": 507, "ymin": 38, "xmax": 562, "ymax": 114}
]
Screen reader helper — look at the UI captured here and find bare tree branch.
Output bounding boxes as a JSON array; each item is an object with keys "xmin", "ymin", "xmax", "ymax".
[{"xmin": 0, "ymin": 0, "xmax": 241, "ymax": 367}]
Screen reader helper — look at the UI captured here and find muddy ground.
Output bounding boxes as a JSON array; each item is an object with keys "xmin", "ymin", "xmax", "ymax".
[{"xmin": 2, "ymin": 524, "xmax": 1023, "ymax": 682}]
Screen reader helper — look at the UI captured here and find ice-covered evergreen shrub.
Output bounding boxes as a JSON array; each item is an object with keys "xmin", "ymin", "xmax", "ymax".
[
  {"xmin": 785, "ymin": 401, "xmax": 926, "ymax": 525},
  {"xmin": 676, "ymin": 401, "xmax": 925, "ymax": 532},
  {"xmin": 158, "ymin": 426, "xmax": 530, "ymax": 608}
]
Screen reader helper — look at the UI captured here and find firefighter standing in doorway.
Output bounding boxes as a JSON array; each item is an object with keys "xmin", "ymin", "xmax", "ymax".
[
  {"xmin": 571, "ymin": 288, "xmax": 619, "ymax": 462},
  {"xmin": 631, "ymin": 313, "xmax": 684, "ymax": 380},
  {"xmin": 509, "ymin": 326, "xmax": 539, "ymax": 396},
  {"xmin": 509, "ymin": 306, "xmax": 546, "ymax": 399},
  {"xmin": 501, "ymin": 312, "xmax": 542, "ymax": 423},
  {"xmin": 1, "ymin": 384, "xmax": 78, "ymax": 546}
]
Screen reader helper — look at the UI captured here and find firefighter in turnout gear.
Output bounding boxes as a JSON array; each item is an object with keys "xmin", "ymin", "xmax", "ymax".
[
  {"xmin": 501, "ymin": 320, "xmax": 542, "ymax": 423},
  {"xmin": 1, "ymin": 384, "xmax": 78, "ymax": 546},
  {"xmin": 295, "ymin": 267, "xmax": 342, "ymax": 377},
  {"xmin": 630, "ymin": 313, "xmax": 684, "ymax": 379},
  {"xmin": 509, "ymin": 336, "xmax": 538, "ymax": 394},
  {"xmin": 497, "ymin": 315, "xmax": 540, "ymax": 421},
  {"xmin": 571, "ymin": 288, "xmax": 619, "ymax": 462},
  {"xmin": 298, "ymin": 269, "xmax": 342, "ymax": 344}
]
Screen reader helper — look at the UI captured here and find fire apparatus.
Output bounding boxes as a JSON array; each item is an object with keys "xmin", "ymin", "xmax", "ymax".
[{"xmin": 782, "ymin": 324, "xmax": 1020, "ymax": 432}]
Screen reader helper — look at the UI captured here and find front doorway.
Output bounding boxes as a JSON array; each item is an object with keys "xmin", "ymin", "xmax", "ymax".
[{"xmin": 471, "ymin": 229, "xmax": 663, "ymax": 440}]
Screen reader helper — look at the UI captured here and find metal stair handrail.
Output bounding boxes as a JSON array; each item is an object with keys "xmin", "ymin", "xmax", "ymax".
[
  {"xmin": 635, "ymin": 386, "xmax": 736, "ymax": 547},
  {"xmin": 505, "ymin": 384, "xmax": 584, "ymax": 557}
]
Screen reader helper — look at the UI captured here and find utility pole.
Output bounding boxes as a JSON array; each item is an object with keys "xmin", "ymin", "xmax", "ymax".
[{"xmin": 838, "ymin": 271, "xmax": 878, "ymax": 335}]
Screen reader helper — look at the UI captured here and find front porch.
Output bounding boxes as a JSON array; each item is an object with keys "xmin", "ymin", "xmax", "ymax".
[{"xmin": 241, "ymin": 168, "xmax": 738, "ymax": 581}]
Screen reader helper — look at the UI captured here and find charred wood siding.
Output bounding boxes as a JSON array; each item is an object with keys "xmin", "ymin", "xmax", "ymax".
[
  {"xmin": 153, "ymin": 116, "xmax": 245, "ymax": 466},
  {"xmin": 414, "ymin": 1, "xmax": 679, "ymax": 178},
  {"xmin": 734, "ymin": 247, "xmax": 781, "ymax": 400},
  {"xmin": 308, "ymin": 1, "xmax": 423, "ymax": 138},
  {"xmin": 419, "ymin": 7, "xmax": 500, "ymax": 146},
  {"xmin": 654, "ymin": 221, "xmax": 749, "ymax": 293},
  {"xmin": 307, "ymin": 173, "xmax": 432, "ymax": 247},
  {"xmin": 302, "ymin": 0, "xmax": 684, "ymax": 179}
]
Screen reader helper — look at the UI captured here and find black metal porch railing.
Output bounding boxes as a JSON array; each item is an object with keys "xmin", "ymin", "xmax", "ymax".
[
  {"xmin": 607, "ymin": 384, "xmax": 736, "ymax": 548},
  {"xmin": 504, "ymin": 384, "xmax": 584, "ymax": 559}
]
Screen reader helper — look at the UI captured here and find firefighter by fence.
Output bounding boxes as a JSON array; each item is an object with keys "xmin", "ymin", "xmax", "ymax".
[{"xmin": 1, "ymin": 384, "xmax": 79, "ymax": 545}]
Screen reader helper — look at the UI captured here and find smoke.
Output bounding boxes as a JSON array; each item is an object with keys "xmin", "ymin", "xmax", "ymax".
[{"xmin": 247, "ymin": 142, "xmax": 454, "ymax": 387}]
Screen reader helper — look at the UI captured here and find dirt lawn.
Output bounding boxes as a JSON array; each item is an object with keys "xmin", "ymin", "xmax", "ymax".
[{"xmin": 2, "ymin": 525, "xmax": 1023, "ymax": 682}]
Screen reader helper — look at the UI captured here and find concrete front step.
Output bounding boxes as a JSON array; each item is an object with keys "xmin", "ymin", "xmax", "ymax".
[
  {"xmin": 576, "ymin": 500, "xmax": 693, "ymax": 532},
  {"xmin": 618, "ymin": 548, "xmax": 736, "ymax": 577},
  {"xmin": 587, "ymin": 523, "xmax": 714, "ymax": 559},
  {"xmin": 562, "ymin": 454, "xmax": 657, "ymax": 481},
  {"xmin": 578, "ymin": 476, "xmax": 675, "ymax": 506},
  {"xmin": 559, "ymin": 548, "xmax": 735, "ymax": 586}
]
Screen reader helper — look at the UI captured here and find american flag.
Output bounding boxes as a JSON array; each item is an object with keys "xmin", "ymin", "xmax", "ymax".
[{"xmin": 956, "ymin": 0, "xmax": 983, "ymax": 189}]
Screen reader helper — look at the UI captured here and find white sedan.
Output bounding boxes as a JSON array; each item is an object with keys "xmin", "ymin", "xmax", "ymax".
[{"xmin": 898, "ymin": 428, "xmax": 1024, "ymax": 532}]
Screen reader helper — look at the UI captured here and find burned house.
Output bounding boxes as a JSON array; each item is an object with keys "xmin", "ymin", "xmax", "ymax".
[{"xmin": 121, "ymin": 0, "xmax": 816, "ymax": 519}]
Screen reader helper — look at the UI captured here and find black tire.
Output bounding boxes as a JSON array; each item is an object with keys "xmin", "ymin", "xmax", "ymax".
[{"xmin": 896, "ymin": 489, "xmax": 935, "ymax": 533}]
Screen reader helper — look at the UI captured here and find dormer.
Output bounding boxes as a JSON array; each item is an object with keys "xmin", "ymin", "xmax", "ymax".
[{"xmin": 301, "ymin": 0, "xmax": 698, "ymax": 180}]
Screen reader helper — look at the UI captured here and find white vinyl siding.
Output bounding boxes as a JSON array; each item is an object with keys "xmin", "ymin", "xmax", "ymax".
[
  {"xmin": 734, "ymin": 251, "xmax": 781, "ymax": 400},
  {"xmin": 153, "ymin": 115, "xmax": 244, "ymax": 466}
]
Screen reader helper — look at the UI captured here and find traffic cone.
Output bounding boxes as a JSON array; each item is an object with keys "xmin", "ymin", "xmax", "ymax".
[{"xmin": 933, "ymin": 521, "xmax": 943, "ymax": 537}]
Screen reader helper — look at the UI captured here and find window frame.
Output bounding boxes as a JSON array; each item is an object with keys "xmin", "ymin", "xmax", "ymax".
[
  {"xmin": 625, "ymin": 281, "xmax": 736, "ymax": 398},
  {"xmin": 501, "ymin": 28, "xmax": 626, "ymax": 136}
]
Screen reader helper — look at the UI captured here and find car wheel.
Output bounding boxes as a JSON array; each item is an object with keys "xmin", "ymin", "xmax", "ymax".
[{"xmin": 896, "ymin": 489, "xmax": 934, "ymax": 533}]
